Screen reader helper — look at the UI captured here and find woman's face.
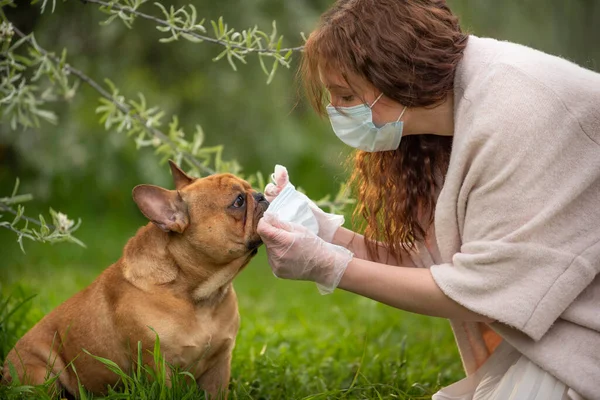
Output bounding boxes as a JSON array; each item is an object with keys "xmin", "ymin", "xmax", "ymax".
[{"xmin": 320, "ymin": 68, "xmax": 407, "ymax": 127}]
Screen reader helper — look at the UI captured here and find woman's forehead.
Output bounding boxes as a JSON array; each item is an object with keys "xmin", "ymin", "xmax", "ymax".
[
  {"xmin": 318, "ymin": 68, "xmax": 347, "ymax": 88},
  {"xmin": 318, "ymin": 66, "xmax": 370, "ymax": 91}
]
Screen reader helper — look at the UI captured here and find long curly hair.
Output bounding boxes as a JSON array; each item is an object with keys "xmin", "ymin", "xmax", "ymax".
[{"xmin": 300, "ymin": 0, "xmax": 467, "ymax": 262}]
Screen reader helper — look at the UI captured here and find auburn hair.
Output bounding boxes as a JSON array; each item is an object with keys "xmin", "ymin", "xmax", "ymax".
[{"xmin": 300, "ymin": 0, "xmax": 467, "ymax": 262}]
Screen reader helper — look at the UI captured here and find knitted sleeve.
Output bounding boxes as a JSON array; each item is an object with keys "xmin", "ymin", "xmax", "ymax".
[{"xmin": 430, "ymin": 63, "xmax": 600, "ymax": 341}]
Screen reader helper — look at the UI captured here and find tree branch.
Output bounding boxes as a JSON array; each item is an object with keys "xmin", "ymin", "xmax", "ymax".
[
  {"xmin": 83, "ymin": 0, "xmax": 305, "ymax": 54},
  {"xmin": 10, "ymin": 25, "xmax": 215, "ymax": 175},
  {"xmin": 1, "ymin": 223, "xmax": 31, "ymax": 236},
  {"xmin": 0, "ymin": 202, "xmax": 49, "ymax": 228}
]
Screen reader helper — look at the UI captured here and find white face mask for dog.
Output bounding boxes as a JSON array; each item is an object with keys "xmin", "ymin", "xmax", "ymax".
[{"xmin": 265, "ymin": 182, "xmax": 319, "ymax": 235}]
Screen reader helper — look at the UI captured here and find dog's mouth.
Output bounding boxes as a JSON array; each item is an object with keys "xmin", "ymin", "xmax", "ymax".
[
  {"xmin": 245, "ymin": 213, "xmax": 265, "ymax": 253},
  {"xmin": 246, "ymin": 237, "xmax": 263, "ymax": 252},
  {"xmin": 251, "ymin": 194, "xmax": 269, "ymax": 226},
  {"xmin": 244, "ymin": 237, "xmax": 262, "ymax": 258},
  {"xmin": 245, "ymin": 197, "xmax": 268, "ymax": 255}
]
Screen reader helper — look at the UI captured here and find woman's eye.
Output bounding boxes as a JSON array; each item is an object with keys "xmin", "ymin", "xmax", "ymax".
[
  {"xmin": 341, "ymin": 95, "xmax": 355, "ymax": 102},
  {"xmin": 232, "ymin": 194, "xmax": 245, "ymax": 208}
]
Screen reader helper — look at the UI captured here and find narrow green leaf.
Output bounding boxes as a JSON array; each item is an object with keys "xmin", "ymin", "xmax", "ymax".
[
  {"xmin": 191, "ymin": 126, "xmax": 204, "ymax": 154},
  {"xmin": 267, "ymin": 58, "xmax": 279, "ymax": 85},
  {"xmin": 213, "ymin": 48, "xmax": 228, "ymax": 62},
  {"xmin": 10, "ymin": 177, "xmax": 20, "ymax": 198},
  {"xmin": 82, "ymin": 349, "xmax": 127, "ymax": 378},
  {"xmin": 284, "ymin": 49, "xmax": 293, "ymax": 60},
  {"xmin": 230, "ymin": 49, "xmax": 247, "ymax": 64},
  {"xmin": 153, "ymin": 2, "xmax": 169, "ymax": 18},
  {"xmin": 218, "ymin": 16, "xmax": 225, "ymax": 37},
  {"xmin": 181, "ymin": 33, "xmax": 203, "ymax": 43},
  {"xmin": 189, "ymin": 4, "xmax": 198, "ymax": 24},
  {"xmin": 38, "ymin": 214, "xmax": 49, "ymax": 236},
  {"xmin": 258, "ymin": 54, "xmax": 269, "ymax": 76},
  {"xmin": 211, "ymin": 20, "xmax": 219, "ymax": 38},
  {"xmin": 10, "ymin": 205, "xmax": 23, "ymax": 227},
  {"xmin": 226, "ymin": 50, "xmax": 237, "ymax": 71},
  {"xmin": 17, "ymin": 232, "xmax": 26, "ymax": 253},
  {"xmin": 0, "ymin": 293, "xmax": 35, "ymax": 326},
  {"xmin": 67, "ymin": 235, "xmax": 86, "ymax": 248},
  {"xmin": 6, "ymin": 360, "xmax": 21, "ymax": 385},
  {"xmin": 154, "ymin": 143, "xmax": 172, "ymax": 156},
  {"xmin": 159, "ymin": 35, "xmax": 178, "ymax": 43},
  {"xmin": 8, "ymin": 34, "xmax": 33, "ymax": 53},
  {"xmin": 99, "ymin": 14, "xmax": 120, "ymax": 27},
  {"xmin": 244, "ymin": 29, "xmax": 253, "ymax": 49},
  {"xmin": 137, "ymin": 340, "xmax": 143, "ymax": 380},
  {"xmin": 269, "ymin": 20, "xmax": 278, "ymax": 45}
]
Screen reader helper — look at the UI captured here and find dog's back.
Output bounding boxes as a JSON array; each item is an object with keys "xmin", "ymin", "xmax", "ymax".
[{"xmin": 2, "ymin": 263, "xmax": 128, "ymax": 394}]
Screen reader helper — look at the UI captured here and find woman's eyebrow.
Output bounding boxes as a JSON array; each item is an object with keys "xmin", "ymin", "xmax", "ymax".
[{"xmin": 325, "ymin": 83, "xmax": 351, "ymax": 90}]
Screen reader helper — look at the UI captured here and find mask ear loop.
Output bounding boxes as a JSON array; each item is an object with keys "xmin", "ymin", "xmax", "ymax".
[
  {"xmin": 369, "ymin": 92, "xmax": 384, "ymax": 108},
  {"xmin": 370, "ymin": 93, "xmax": 408, "ymax": 123},
  {"xmin": 396, "ymin": 106, "xmax": 408, "ymax": 122}
]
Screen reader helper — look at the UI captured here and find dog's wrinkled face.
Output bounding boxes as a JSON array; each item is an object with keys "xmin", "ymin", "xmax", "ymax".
[
  {"xmin": 180, "ymin": 173, "xmax": 269, "ymax": 262},
  {"xmin": 132, "ymin": 161, "xmax": 269, "ymax": 265}
]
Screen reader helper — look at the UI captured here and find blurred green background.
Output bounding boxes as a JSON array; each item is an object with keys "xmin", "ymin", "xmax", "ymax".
[
  {"xmin": 0, "ymin": 0, "xmax": 599, "ymax": 397},
  {"xmin": 1, "ymin": 0, "xmax": 599, "ymax": 252}
]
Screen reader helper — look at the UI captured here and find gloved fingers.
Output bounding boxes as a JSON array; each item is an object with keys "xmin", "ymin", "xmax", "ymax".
[
  {"xmin": 261, "ymin": 212, "xmax": 307, "ymax": 233},
  {"xmin": 258, "ymin": 215, "xmax": 309, "ymax": 262},
  {"xmin": 265, "ymin": 165, "xmax": 290, "ymax": 202},
  {"xmin": 271, "ymin": 164, "xmax": 289, "ymax": 188},
  {"xmin": 265, "ymin": 213, "xmax": 318, "ymax": 237},
  {"xmin": 261, "ymin": 212, "xmax": 293, "ymax": 231},
  {"xmin": 262, "ymin": 219, "xmax": 353, "ymax": 289},
  {"xmin": 264, "ymin": 183, "xmax": 281, "ymax": 202},
  {"xmin": 258, "ymin": 216, "xmax": 293, "ymax": 244}
]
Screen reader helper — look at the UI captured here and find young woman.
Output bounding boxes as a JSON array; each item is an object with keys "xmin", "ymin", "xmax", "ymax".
[{"xmin": 257, "ymin": 1, "xmax": 600, "ymax": 398}]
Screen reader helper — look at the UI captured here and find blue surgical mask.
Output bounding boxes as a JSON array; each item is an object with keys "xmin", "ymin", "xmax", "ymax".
[{"xmin": 326, "ymin": 93, "xmax": 407, "ymax": 152}]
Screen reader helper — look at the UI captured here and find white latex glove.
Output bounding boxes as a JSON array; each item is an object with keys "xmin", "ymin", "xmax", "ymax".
[
  {"xmin": 264, "ymin": 164, "xmax": 345, "ymax": 243},
  {"xmin": 308, "ymin": 201, "xmax": 344, "ymax": 243},
  {"xmin": 257, "ymin": 212, "xmax": 353, "ymax": 295},
  {"xmin": 264, "ymin": 165, "xmax": 289, "ymax": 202}
]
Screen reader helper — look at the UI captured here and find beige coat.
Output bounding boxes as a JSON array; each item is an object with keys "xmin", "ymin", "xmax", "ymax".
[{"xmin": 413, "ymin": 36, "xmax": 600, "ymax": 399}]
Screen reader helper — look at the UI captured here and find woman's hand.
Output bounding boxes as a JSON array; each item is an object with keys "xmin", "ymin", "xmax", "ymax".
[
  {"xmin": 264, "ymin": 165, "xmax": 289, "ymax": 202},
  {"xmin": 257, "ymin": 213, "xmax": 353, "ymax": 294},
  {"xmin": 264, "ymin": 165, "xmax": 344, "ymax": 243}
]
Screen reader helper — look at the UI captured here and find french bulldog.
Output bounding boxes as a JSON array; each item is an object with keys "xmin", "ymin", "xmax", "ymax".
[{"xmin": 1, "ymin": 161, "xmax": 269, "ymax": 398}]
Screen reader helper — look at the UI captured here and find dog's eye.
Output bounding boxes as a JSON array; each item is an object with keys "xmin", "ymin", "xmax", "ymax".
[{"xmin": 232, "ymin": 194, "xmax": 245, "ymax": 208}]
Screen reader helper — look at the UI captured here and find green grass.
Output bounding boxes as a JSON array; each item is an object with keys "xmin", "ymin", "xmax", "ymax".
[{"xmin": 0, "ymin": 211, "xmax": 464, "ymax": 399}]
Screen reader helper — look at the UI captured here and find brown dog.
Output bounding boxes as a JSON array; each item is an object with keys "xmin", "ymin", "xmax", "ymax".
[{"xmin": 1, "ymin": 161, "xmax": 268, "ymax": 398}]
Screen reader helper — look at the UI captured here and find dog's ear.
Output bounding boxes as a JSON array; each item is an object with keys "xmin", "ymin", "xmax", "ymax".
[
  {"xmin": 132, "ymin": 185, "xmax": 189, "ymax": 233},
  {"xmin": 168, "ymin": 160, "xmax": 195, "ymax": 190}
]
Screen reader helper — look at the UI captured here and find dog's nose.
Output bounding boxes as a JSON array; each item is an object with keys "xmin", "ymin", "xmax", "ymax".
[{"xmin": 253, "ymin": 192, "xmax": 269, "ymax": 205}]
